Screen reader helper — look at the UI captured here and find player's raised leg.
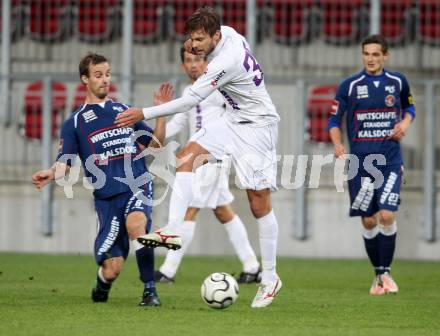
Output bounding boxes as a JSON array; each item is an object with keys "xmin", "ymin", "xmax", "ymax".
[
  {"xmin": 138, "ymin": 142, "xmax": 212, "ymax": 249},
  {"xmin": 156, "ymin": 208, "xmax": 199, "ymax": 283}
]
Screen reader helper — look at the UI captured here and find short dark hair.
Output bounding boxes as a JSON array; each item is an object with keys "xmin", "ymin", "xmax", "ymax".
[
  {"xmin": 78, "ymin": 53, "xmax": 108, "ymax": 78},
  {"xmin": 362, "ymin": 34, "xmax": 389, "ymax": 54},
  {"xmin": 185, "ymin": 6, "xmax": 221, "ymax": 37}
]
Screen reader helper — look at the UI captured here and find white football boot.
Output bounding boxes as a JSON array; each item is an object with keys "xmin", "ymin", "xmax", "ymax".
[
  {"xmin": 137, "ymin": 229, "xmax": 182, "ymax": 250},
  {"xmin": 251, "ymin": 276, "xmax": 282, "ymax": 308}
]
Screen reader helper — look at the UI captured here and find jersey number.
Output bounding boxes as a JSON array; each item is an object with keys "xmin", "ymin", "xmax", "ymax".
[{"xmin": 242, "ymin": 43, "xmax": 263, "ymax": 87}]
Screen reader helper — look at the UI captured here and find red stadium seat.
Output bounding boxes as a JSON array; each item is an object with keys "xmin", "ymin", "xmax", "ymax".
[
  {"xmin": 72, "ymin": 83, "xmax": 118, "ymax": 111},
  {"xmin": 170, "ymin": 0, "xmax": 216, "ymax": 40},
  {"xmin": 134, "ymin": 0, "xmax": 167, "ymax": 43},
  {"xmin": 219, "ymin": 0, "xmax": 247, "ymax": 36},
  {"xmin": 307, "ymin": 84, "xmax": 338, "ymax": 144},
  {"xmin": 29, "ymin": 0, "xmax": 71, "ymax": 42},
  {"xmin": 380, "ymin": 0, "xmax": 413, "ymax": 46},
  {"xmin": 23, "ymin": 81, "xmax": 66, "ymax": 140},
  {"xmin": 271, "ymin": 0, "xmax": 315, "ymax": 45},
  {"xmin": 219, "ymin": 0, "xmax": 265, "ymax": 41},
  {"xmin": 0, "ymin": 0, "xmax": 25, "ymax": 42},
  {"xmin": 77, "ymin": 0, "xmax": 121, "ymax": 43},
  {"xmin": 321, "ymin": 0, "xmax": 365, "ymax": 45},
  {"xmin": 419, "ymin": 0, "xmax": 440, "ymax": 46}
]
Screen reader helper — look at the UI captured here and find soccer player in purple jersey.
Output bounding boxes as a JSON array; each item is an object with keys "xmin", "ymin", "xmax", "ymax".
[
  {"xmin": 116, "ymin": 7, "xmax": 281, "ymax": 308},
  {"xmin": 328, "ymin": 35, "xmax": 415, "ymax": 295},
  {"xmin": 32, "ymin": 53, "xmax": 175, "ymax": 306},
  {"xmin": 155, "ymin": 47, "xmax": 261, "ymax": 284}
]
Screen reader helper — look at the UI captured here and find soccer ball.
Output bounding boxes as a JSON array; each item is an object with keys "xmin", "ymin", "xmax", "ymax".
[{"xmin": 201, "ymin": 272, "xmax": 239, "ymax": 309}]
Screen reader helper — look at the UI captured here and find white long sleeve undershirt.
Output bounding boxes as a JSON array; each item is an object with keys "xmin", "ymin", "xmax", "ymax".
[{"xmin": 142, "ymin": 94, "xmax": 201, "ymax": 120}]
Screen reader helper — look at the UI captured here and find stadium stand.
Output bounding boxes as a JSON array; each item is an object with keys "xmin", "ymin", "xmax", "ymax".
[
  {"xmin": 306, "ymin": 84, "xmax": 338, "ymax": 143},
  {"xmin": 133, "ymin": 0, "xmax": 167, "ymax": 43},
  {"xmin": 22, "ymin": 81, "xmax": 66, "ymax": 140},
  {"xmin": 77, "ymin": 0, "xmax": 121, "ymax": 43},
  {"xmin": 380, "ymin": 0, "xmax": 414, "ymax": 46},
  {"xmin": 222, "ymin": 0, "xmax": 267, "ymax": 38},
  {"xmin": 0, "ymin": 0, "xmax": 25, "ymax": 42},
  {"xmin": 320, "ymin": 0, "xmax": 366, "ymax": 45},
  {"xmin": 219, "ymin": 0, "xmax": 247, "ymax": 36},
  {"xmin": 419, "ymin": 0, "xmax": 440, "ymax": 46},
  {"xmin": 29, "ymin": 0, "xmax": 72, "ymax": 43},
  {"xmin": 270, "ymin": 0, "xmax": 315, "ymax": 45}
]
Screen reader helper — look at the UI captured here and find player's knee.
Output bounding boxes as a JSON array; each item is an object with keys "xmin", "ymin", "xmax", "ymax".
[
  {"xmin": 248, "ymin": 191, "xmax": 271, "ymax": 218},
  {"xmin": 102, "ymin": 265, "xmax": 122, "ymax": 282},
  {"xmin": 214, "ymin": 205, "xmax": 234, "ymax": 223},
  {"xmin": 362, "ymin": 216, "xmax": 377, "ymax": 230},
  {"xmin": 378, "ymin": 210, "xmax": 395, "ymax": 225},
  {"xmin": 249, "ymin": 201, "xmax": 271, "ymax": 219}
]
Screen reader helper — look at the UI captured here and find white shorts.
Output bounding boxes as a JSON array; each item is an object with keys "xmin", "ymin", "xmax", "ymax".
[
  {"xmin": 190, "ymin": 161, "xmax": 234, "ymax": 209},
  {"xmin": 189, "ymin": 117, "xmax": 278, "ymax": 191}
]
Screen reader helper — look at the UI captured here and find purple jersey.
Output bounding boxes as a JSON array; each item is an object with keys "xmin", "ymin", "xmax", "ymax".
[
  {"xmin": 57, "ymin": 99, "xmax": 154, "ymax": 199},
  {"xmin": 328, "ymin": 69, "xmax": 415, "ymax": 166}
]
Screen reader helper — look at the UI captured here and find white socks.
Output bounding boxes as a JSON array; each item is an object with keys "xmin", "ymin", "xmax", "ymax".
[
  {"xmin": 131, "ymin": 239, "xmax": 144, "ymax": 251},
  {"xmin": 257, "ymin": 210, "xmax": 279, "ymax": 284},
  {"xmin": 362, "ymin": 225, "xmax": 380, "ymax": 239},
  {"xmin": 167, "ymin": 172, "xmax": 194, "ymax": 229},
  {"xmin": 160, "ymin": 220, "xmax": 196, "ymax": 278},
  {"xmin": 379, "ymin": 221, "xmax": 397, "ymax": 236},
  {"xmin": 223, "ymin": 215, "xmax": 260, "ymax": 274},
  {"xmin": 98, "ymin": 266, "xmax": 110, "ymax": 284}
]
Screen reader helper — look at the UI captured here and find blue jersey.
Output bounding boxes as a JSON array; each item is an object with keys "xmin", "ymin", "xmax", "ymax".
[
  {"xmin": 57, "ymin": 99, "xmax": 154, "ymax": 199},
  {"xmin": 328, "ymin": 69, "xmax": 415, "ymax": 166}
]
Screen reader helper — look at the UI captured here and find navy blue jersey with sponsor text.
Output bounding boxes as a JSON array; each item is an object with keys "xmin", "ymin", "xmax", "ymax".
[
  {"xmin": 328, "ymin": 69, "xmax": 415, "ymax": 166},
  {"xmin": 56, "ymin": 100, "xmax": 153, "ymax": 199}
]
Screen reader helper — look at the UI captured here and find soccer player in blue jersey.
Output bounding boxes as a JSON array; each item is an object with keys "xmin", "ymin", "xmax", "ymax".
[
  {"xmin": 328, "ymin": 35, "xmax": 415, "ymax": 295},
  {"xmin": 31, "ymin": 53, "xmax": 176, "ymax": 306}
]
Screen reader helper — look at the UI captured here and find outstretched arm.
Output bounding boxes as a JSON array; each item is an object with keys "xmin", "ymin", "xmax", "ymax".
[
  {"xmin": 32, "ymin": 162, "xmax": 70, "ymax": 191},
  {"xmin": 115, "ymin": 93, "xmax": 199, "ymax": 128}
]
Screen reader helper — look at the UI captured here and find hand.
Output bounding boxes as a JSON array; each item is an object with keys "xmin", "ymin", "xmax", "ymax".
[
  {"xmin": 115, "ymin": 107, "xmax": 144, "ymax": 128},
  {"xmin": 334, "ymin": 143, "xmax": 346, "ymax": 158},
  {"xmin": 153, "ymin": 83, "xmax": 174, "ymax": 105},
  {"xmin": 183, "ymin": 38, "xmax": 196, "ymax": 55},
  {"xmin": 388, "ymin": 122, "xmax": 408, "ymax": 141},
  {"xmin": 32, "ymin": 169, "xmax": 54, "ymax": 191}
]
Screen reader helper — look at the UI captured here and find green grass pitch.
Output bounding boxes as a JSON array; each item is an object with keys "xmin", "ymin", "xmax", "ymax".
[{"xmin": 0, "ymin": 253, "xmax": 439, "ymax": 336}]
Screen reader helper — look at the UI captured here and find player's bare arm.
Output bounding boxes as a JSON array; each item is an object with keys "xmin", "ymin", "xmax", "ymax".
[
  {"xmin": 329, "ymin": 127, "xmax": 346, "ymax": 158},
  {"xmin": 32, "ymin": 162, "xmax": 70, "ymax": 191},
  {"xmin": 149, "ymin": 83, "xmax": 174, "ymax": 148}
]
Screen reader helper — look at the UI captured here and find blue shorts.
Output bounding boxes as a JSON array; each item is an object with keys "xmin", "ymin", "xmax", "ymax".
[
  {"xmin": 93, "ymin": 187, "xmax": 153, "ymax": 265},
  {"xmin": 348, "ymin": 165, "xmax": 403, "ymax": 217}
]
